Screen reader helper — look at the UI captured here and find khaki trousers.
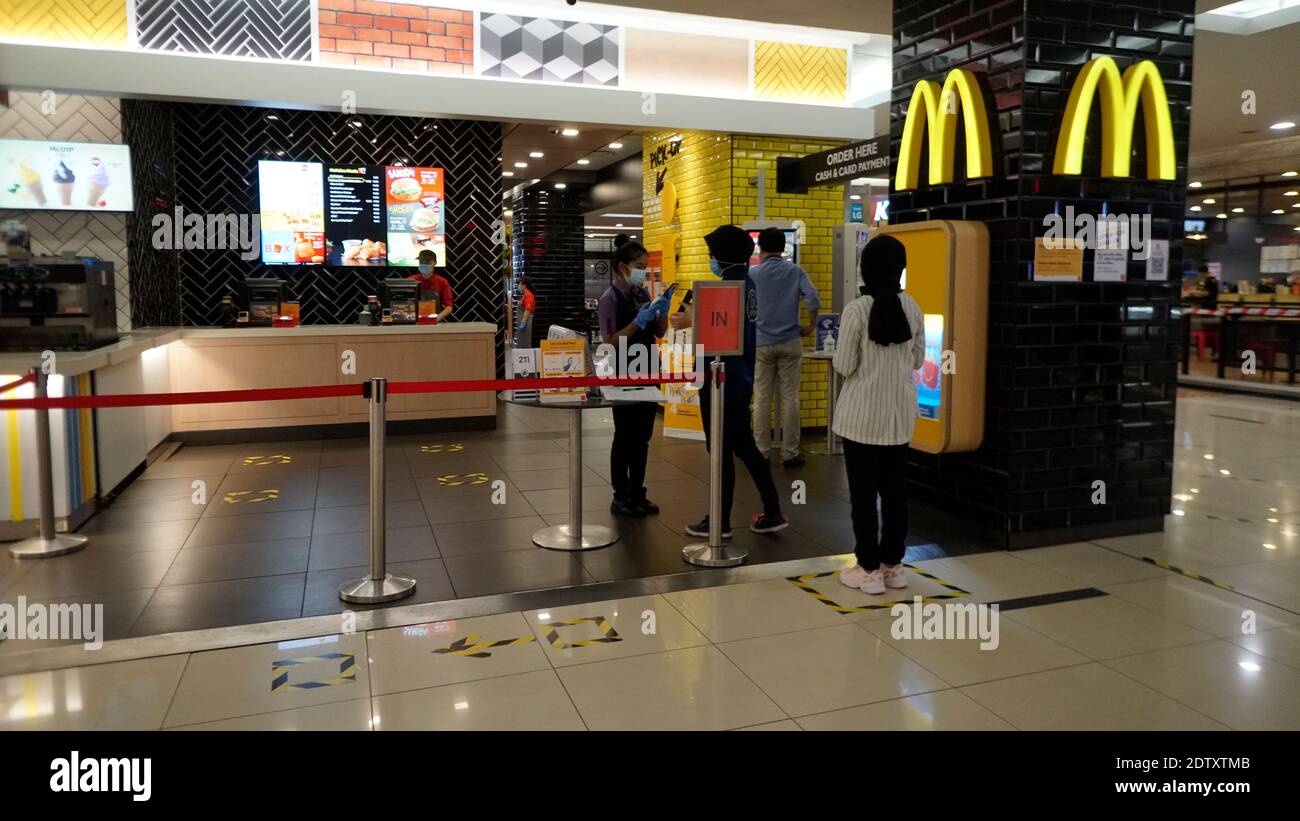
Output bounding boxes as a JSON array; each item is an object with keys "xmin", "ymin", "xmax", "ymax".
[{"xmin": 753, "ymin": 337, "xmax": 804, "ymax": 460}]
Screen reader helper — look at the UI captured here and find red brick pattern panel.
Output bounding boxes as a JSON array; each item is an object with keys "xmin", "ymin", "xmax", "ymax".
[{"xmin": 318, "ymin": 1, "xmax": 473, "ymax": 74}]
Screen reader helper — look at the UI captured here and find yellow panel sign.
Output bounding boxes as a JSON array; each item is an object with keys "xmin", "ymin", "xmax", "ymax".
[
  {"xmin": 878, "ymin": 220, "xmax": 988, "ymax": 454},
  {"xmin": 894, "ymin": 69, "xmax": 994, "ymax": 191},
  {"xmin": 1052, "ymin": 57, "xmax": 1176, "ymax": 181}
]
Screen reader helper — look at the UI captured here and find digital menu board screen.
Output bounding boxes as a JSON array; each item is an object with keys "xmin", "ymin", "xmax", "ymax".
[
  {"xmin": 0, "ymin": 139, "xmax": 134, "ymax": 212},
  {"xmin": 915, "ymin": 313, "xmax": 943, "ymax": 420},
  {"xmin": 257, "ymin": 161, "xmax": 445, "ymax": 267}
]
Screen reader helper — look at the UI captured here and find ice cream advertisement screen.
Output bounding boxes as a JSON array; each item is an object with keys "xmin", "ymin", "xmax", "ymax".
[
  {"xmin": 915, "ymin": 313, "xmax": 943, "ymax": 420},
  {"xmin": 0, "ymin": 139, "xmax": 133, "ymax": 212},
  {"xmin": 257, "ymin": 161, "xmax": 444, "ymax": 267}
]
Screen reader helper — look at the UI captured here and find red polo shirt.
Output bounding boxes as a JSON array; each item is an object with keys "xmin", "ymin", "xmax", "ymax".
[
  {"xmin": 408, "ymin": 272, "xmax": 453, "ymax": 311},
  {"xmin": 521, "ymin": 289, "xmax": 536, "ymax": 313}
]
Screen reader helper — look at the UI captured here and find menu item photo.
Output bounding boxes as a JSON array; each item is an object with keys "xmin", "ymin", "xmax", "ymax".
[
  {"xmin": 385, "ymin": 166, "xmax": 446, "ymax": 267},
  {"xmin": 0, "ymin": 139, "xmax": 134, "ymax": 212},
  {"xmin": 258, "ymin": 160, "xmax": 325, "ymax": 264}
]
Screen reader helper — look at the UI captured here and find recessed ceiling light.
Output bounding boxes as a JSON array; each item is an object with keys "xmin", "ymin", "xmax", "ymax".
[
  {"xmin": 1282, "ymin": 170, "xmax": 1298, "ymax": 177},
  {"xmin": 554, "ymin": 183, "xmax": 566, "ymax": 189},
  {"xmin": 1216, "ymin": 212, "xmax": 1228, "ymax": 218},
  {"xmin": 1285, "ymin": 190, "xmax": 1299, "ymax": 196},
  {"xmin": 1231, "ymin": 207, "xmax": 1245, "ymax": 213},
  {"xmin": 1202, "ymin": 198, "xmax": 1216, "ymax": 204},
  {"xmin": 603, "ymin": 213, "xmax": 641, "ymax": 218},
  {"xmin": 1190, "ymin": 206, "xmax": 1202, "ymax": 212},
  {"xmin": 577, "ymin": 158, "xmax": 590, "ymax": 165},
  {"xmin": 503, "ymin": 171, "xmax": 514, "ymax": 177},
  {"xmin": 609, "ymin": 142, "xmax": 623, "ymax": 149},
  {"xmin": 850, "ymin": 194, "xmax": 861, "ymax": 200},
  {"xmin": 1272, "ymin": 208, "xmax": 1285, "ymax": 214},
  {"xmin": 1270, "ymin": 121, "xmax": 1296, "ymax": 130},
  {"xmin": 1188, "ymin": 181, "xmax": 1201, "ymax": 188},
  {"xmin": 514, "ymin": 162, "xmax": 527, "ymax": 168},
  {"xmin": 529, "ymin": 151, "xmax": 544, "ymax": 158},
  {"xmin": 615, "ymin": 223, "xmax": 623, "ymax": 227},
  {"xmin": 532, "ymin": 178, "xmax": 540, "ymax": 183},
  {"xmin": 561, "ymin": 128, "xmax": 579, "ymax": 136}
]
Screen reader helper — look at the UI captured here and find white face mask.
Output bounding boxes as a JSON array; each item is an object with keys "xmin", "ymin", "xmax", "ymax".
[{"xmin": 628, "ymin": 266, "xmax": 647, "ymax": 287}]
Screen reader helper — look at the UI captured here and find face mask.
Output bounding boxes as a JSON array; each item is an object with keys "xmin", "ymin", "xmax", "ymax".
[
  {"xmin": 418, "ymin": 264, "xmax": 434, "ymax": 275},
  {"xmin": 628, "ymin": 266, "xmax": 647, "ymax": 287},
  {"xmin": 709, "ymin": 259, "xmax": 723, "ymax": 277}
]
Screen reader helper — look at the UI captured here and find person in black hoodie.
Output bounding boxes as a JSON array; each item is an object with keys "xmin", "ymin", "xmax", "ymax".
[{"xmin": 670, "ymin": 225, "xmax": 787, "ymax": 537}]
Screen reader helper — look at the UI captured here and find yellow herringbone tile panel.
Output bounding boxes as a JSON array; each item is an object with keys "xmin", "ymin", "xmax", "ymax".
[
  {"xmin": 752, "ymin": 41, "xmax": 848, "ymax": 105},
  {"xmin": 0, "ymin": 0, "xmax": 128, "ymax": 46}
]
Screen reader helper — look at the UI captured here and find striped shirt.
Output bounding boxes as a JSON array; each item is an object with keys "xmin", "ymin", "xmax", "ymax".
[{"xmin": 831, "ymin": 292, "xmax": 925, "ymax": 446}]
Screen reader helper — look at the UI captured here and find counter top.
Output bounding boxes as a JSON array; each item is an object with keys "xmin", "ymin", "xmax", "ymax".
[{"xmin": 0, "ymin": 322, "xmax": 497, "ymax": 378}]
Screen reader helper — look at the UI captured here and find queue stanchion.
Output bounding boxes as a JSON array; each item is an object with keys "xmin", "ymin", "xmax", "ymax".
[
  {"xmin": 683, "ymin": 357, "xmax": 747, "ymax": 567},
  {"xmin": 339, "ymin": 377, "xmax": 416, "ymax": 603},
  {"xmin": 10, "ymin": 369, "xmax": 88, "ymax": 559}
]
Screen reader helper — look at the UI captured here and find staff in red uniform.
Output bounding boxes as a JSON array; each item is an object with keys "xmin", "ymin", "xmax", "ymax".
[{"xmin": 408, "ymin": 249, "xmax": 453, "ymax": 322}]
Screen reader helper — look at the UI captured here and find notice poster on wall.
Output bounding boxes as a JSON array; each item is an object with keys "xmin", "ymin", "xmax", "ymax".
[
  {"xmin": 258, "ymin": 160, "xmax": 325, "ymax": 264},
  {"xmin": 385, "ymin": 166, "xmax": 445, "ymax": 267},
  {"xmin": 1033, "ymin": 237, "xmax": 1084, "ymax": 281},
  {"xmin": 915, "ymin": 313, "xmax": 944, "ymax": 421},
  {"xmin": 0, "ymin": 139, "xmax": 134, "ymax": 212},
  {"xmin": 324, "ymin": 165, "xmax": 386, "ymax": 265}
]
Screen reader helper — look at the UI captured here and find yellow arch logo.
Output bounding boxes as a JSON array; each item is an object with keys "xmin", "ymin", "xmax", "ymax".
[
  {"xmin": 1053, "ymin": 57, "xmax": 1175, "ymax": 181},
  {"xmin": 894, "ymin": 69, "xmax": 993, "ymax": 191}
]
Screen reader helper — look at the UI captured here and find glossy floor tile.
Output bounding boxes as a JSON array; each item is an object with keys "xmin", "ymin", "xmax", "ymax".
[
  {"xmin": 372, "ymin": 670, "xmax": 585, "ymax": 731},
  {"xmin": 794, "ymin": 689, "xmax": 1014, "ymax": 731},
  {"xmin": 0, "ymin": 655, "xmax": 188, "ymax": 730}
]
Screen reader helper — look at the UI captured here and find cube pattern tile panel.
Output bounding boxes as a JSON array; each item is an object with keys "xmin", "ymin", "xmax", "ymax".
[
  {"xmin": 753, "ymin": 42, "xmax": 848, "ymax": 104},
  {"xmin": 0, "ymin": 92, "xmax": 132, "ymax": 330},
  {"xmin": 0, "ymin": 0, "xmax": 128, "ymax": 46},
  {"xmin": 135, "ymin": 0, "xmax": 312, "ymax": 61},
  {"xmin": 478, "ymin": 13, "xmax": 619, "ymax": 86},
  {"xmin": 317, "ymin": 1, "xmax": 472, "ymax": 74}
]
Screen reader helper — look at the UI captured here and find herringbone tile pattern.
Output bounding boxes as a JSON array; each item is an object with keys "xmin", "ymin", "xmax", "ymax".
[
  {"xmin": 0, "ymin": 0, "xmax": 128, "ymax": 46},
  {"xmin": 752, "ymin": 42, "xmax": 848, "ymax": 104},
  {"xmin": 135, "ymin": 0, "xmax": 311, "ymax": 61}
]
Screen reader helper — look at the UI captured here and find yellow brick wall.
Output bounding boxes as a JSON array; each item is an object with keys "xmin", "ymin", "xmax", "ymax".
[
  {"xmin": 731, "ymin": 134, "xmax": 847, "ymax": 428},
  {"xmin": 644, "ymin": 130, "xmax": 848, "ymax": 430}
]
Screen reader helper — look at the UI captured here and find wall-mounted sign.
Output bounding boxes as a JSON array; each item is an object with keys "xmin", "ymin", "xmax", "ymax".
[
  {"xmin": 776, "ymin": 136, "xmax": 889, "ymax": 193},
  {"xmin": 849, "ymin": 202, "xmax": 864, "ymax": 223},
  {"xmin": 895, "ymin": 69, "xmax": 993, "ymax": 191},
  {"xmin": 1145, "ymin": 239, "xmax": 1170, "ymax": 281},
  {"xmin": 1033, "ymin": 238, "xmax": 1085, "ymax": 281}
]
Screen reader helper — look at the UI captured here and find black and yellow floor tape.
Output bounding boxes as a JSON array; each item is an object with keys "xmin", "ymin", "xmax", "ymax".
[
  {"xmin": 541, "ymin": 616, "xmax": 622, "ymax": 649},
  {"xmin": 437, "ymin": 473, "xmax": 490, "ymax": 486},
  {"xmin": 222, "ymin": 489, "xmax": 279, "ymax": 504},
  {"xmin": 433, "ymin": 633, "xmax": 537, "ymax": 658},
  {"xmin": 788, "ymin": 563, "xmax": 971, "ymax": 613},
  {"xmin": 420, "ymin": 443, "xmax": 464, "ymax": 453},
  {"xmin": 243, "ymin": 454, "xmax": 291, "ymax": 466},
  {"xmin": 271, "ymin": 652, "xmax": 357, "ymax": 693},
  {"xmin": 1140, "ymin": 557, "xmax": 1236, "ymax": 591}
]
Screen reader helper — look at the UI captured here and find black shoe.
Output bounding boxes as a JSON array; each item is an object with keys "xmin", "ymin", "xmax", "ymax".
[
  {"xmin": 782, "ymin": 454, "xmax": 806, "ymax": 468},
  {"xmin": 611, "ymin": 498, "xmax": 645, "ymax": 517},
  {"xmin": 635, "ymin": 497, "xmax": 660, "ymax": 514},
  {"xmin": 685, "ymin": 517, "xmax": 732, "ymax": 539},
  {"xmin": 750, "ymin": 512, "xmax": 789, "ymax": 533}
]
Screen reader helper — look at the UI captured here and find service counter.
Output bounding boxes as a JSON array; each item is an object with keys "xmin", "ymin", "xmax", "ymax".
[{"xmin": 0, "ymin": 322, "xmax": 497, "ymax": 538}]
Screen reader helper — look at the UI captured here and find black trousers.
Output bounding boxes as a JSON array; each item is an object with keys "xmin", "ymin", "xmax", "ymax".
[
  {"xmin": 699, "ymin": 386, "xmax": 782, "ymax": 526},
  {"xmin": 611, "ymin": 402, "xmax": 658, "ymax": 502},
  {"xmin": 842, "ymin": 439, "xmax": 909, "ymax": 570}
]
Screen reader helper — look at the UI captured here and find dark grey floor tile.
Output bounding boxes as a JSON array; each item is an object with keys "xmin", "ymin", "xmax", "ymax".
[
  {"xmin": 74, "ymin": 517, "xmax": 198, "ymax": 554},
  {"xmin": 130, "ymin": 573, "xmax": 306, "ymax": 636},
  {"xmin": 413, "ymin": 473, "xmax": 518, "ymax": 501},
  {"xmin": 161, "ymin": 538, "xmax": 311, "ymax": 586},
  {"xmin": 521, "ymin": 486, "xmax": 620, "ymax": 516},
  {"xmin": 302, "ymin": 559, "xmax": 456, "ymax": 617},
  {"xmin": 641, "ymin": 476, "xmax": 711, "ymax": 505},
  {"xmin": 202, "ymin": 473, "xmax": 319, "ymax": 517},
  {"xmin": 5, "ymin": 549, "xmax": 179, "ymax": 599},
  {"xmin": 489, "ymin": 450, "xmax": 570, "ymax": 471},
  {"xmin": 311, "ymin": 500, "xmax": 428, "ymax": 536},
  {"xmin": 184, "ymin": 509, "xmax": 315, "ymax": 548},
  {"xmin": 89, "ymin": 496, "xmax": 208, "ymax": 525},
  {"xmin": 506, "ymin": 466, "xmax": 606, "ymax": 491},
  {"xmin": 307, "ymin": 525, "xmax": 438, "ymax": 571},
  {"xmin": 422, "ymin": 493, "xmax": 538, "ymax": 525},
  {"xmin": 432, "ymin": 515, "xmax": 548, "ymax": 556},
  {"xmin": 443, "ymin": 548, "xmax": 596, "ymax": 599},
  {"xmin": 315, "ymin": 477, "xmax": 419, "ymax": 508},
  {"xmin": 113, "ymin": 474, "xmax": 226, "ymax": 503},
  {"xmin": 404, "ymin": 449, "xmax": 503, "ymax": 479},
  {"xmin": 575, "ymin": 520, "xmax": 700, "ymax": 582},
  {"xmin": 0, "ymin": 588, "xmax": 153, "ymax": 652},
  {"xmin": 140, "ymin": 457, "xmax": 235, "ymax": 480}
]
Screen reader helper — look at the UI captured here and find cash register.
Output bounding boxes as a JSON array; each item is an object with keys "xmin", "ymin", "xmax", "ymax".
[
  {"xmin": 236, "ymin": 277, "xmax": 284, "ymax": 326},
  {"xmin": 379, "ymin": 278, "xmax": 420, "ymax": 324},
  {"xmin": 0, "ymin": 255, "xmax": 119, "ymax": 352}
]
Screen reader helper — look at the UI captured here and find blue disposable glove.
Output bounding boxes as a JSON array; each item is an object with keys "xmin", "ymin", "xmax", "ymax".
[
  {"xmin": 650, "ymin": 295, "xmax": 671, "ymax": 317},
  {"xmin": 634, "ymin": 300, "xmax": 659, "ymax": 329}
]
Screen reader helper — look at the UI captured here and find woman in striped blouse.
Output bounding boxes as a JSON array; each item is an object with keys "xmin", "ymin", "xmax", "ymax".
[{"xmin": 832, "ymin": 235, "xmax": 925, "ymax": 595}]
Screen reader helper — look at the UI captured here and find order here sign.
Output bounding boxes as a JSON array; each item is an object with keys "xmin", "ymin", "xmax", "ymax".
[{"xmin": 692, "ymin": 280, "xmax": 746, "ymax": 357}]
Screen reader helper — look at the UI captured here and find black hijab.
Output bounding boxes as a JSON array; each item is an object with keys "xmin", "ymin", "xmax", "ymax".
[{"xmin": 860, "ymin": 234, "xmax": 911, "ymax": 345}]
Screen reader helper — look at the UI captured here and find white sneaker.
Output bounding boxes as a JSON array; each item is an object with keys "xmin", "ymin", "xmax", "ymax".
[
  {"xmin": 881, "ymin": 564, "xmax": 909, "ymax": 589},
  {"xmin": 839, "ymin": 564, "xmax": 869, "ymax": 588},
  {"xmin": 859, "ymin": 569, "xmax": 886, "ymax": 595}
]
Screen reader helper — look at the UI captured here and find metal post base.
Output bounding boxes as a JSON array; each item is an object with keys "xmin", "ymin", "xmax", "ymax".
[
  {"xmin": 682, "ymin": 542, "xmax": 748, "ymax": 567},
  {"xmin": 806, "ymin": 441, "xmax": 842, "ymax": 456},
  {"xmin": 9, "ymin": 533, "xmax": 88, "ymax": 559},
  {"xmin": 338, "ymin": 574, "xmax": 417, "ymax": 604},
  {"xmin": 533, "ymin": 524, "xmax": 618, "ymax": 551}
]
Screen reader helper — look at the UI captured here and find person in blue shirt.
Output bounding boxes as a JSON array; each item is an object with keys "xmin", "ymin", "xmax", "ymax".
[
  {"xmin": 750, "ymin": 226, "xmax": 820, "ymax": 467},
  {"xmin": 669, "ymin": 225, "xmax": 787, "ymax": 537}
]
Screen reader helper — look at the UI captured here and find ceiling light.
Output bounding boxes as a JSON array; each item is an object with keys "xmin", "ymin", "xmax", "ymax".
[
  {"xmin": 514, "ymin": 162, "xmax": 527, "ymax": 168},
  {"xmin": 1231, "ymin": 207, "xmax": 1245, "ymax": 213},
  {"xmin": 554, "ymin": 183, "xmax": 566, "ymax": 189},
  {"xmin": 1282, "ymin": 171, "xmax": 1297, "ymax": 177},
  {"xmin": 1285, "ymin": 191, "xmax": 1299, "ymax": 196},
  {"xmin": 503, "ymin": 171, "xmax": 514, "ymax": 177},
  {"xmin": 603, "ymin": 213, "xmax": 641, "ymax": 218},
  {"xmin": 529, "ymin": 151, "xmax": 544, "ymax": 158},
  {"xmin": 577, "ymin": 158, "xmax": 590, "ymax": 165},
  {"xmin": 532, "ymin": 178, "xmax": 540, "ymax": 183},
  {"xmin": 1237, "ymin": 661, "xmax": 1261, "ymax": 672},
  {"xmin": 850, "ymin": 194, "xmax": 861, "ymax": 200},
  {"xmin": 1216, "ymin": 212, "xmax": 1228, "ymax": 219},
  {"xmin": 1202, "ymin": 198, "xmax": 1215, "ymax": 204},
  {"xmin": 561, "ymin": 128, "xmax": 579, "ymax": 136},
  {"xmin": 609, "ymin": 142, "xmax": 623, "ymax": 149},
  {"xmin": 614, "ymin": 223, "xmax": 623, "ymax": 227},
  {"xmin": 1188, "ymin": 181, "xmax": 1201, "ymax": 188},
  {"xmin": 1270, "ymin": 121, "xmax": 1296, "ymax": 130},
  {"xmin": 1190, "ymin": 206, "xmax": 1202, "ymax": 212},
  {"xmin": 1203, "ymin": 454, "xmax": 1215, "ymax": 460},
  {"xmin": 1273, "ymin": 209, "xmax": 1285, "ymax": 214}
]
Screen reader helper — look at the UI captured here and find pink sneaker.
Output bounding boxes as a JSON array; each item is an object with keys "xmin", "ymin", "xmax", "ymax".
[
  {"xmin": 859, "ymin": 568, "xmax": 886, "ymax": 595},
  {"xmin": 881, "ymin": 564, "xmax": 909, "ymax": 589},
  {"xmin": 839, "ymin": 565, "xmax": 869, "ymax": 588}
]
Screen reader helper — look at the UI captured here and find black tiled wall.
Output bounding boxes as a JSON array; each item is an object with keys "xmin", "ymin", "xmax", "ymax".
[
  {"xmin": 890, "ymin": 0, "xmax": 1193, "ymax": 547},
  {"xmin": 511, "ymin": 187, "xmax": 587, "ymax": 337}
]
